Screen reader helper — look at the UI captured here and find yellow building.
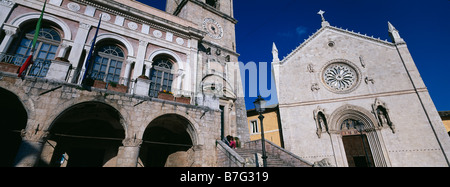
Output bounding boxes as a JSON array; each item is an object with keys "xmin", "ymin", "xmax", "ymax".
[
  {"xmin": 247, "ymin": 104, "xmax": 284, "ymax": 148},
  {"xmin": 439, "ymin": 111, "xmax": 450, "ymax": 135}
]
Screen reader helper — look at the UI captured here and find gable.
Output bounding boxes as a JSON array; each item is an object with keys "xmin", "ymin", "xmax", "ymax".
[
  {"xmin": 274, "ymin": 25, "xmax": 414, "ymax": 105},
  {"xmin": 279, "ymin": 26, "xmax": 395, "ymax": 66}
]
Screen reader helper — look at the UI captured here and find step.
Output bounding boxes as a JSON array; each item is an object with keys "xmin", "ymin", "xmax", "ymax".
[{"xmin": 234, "ymin": 148, "xmax": 293, "ymax": 167}]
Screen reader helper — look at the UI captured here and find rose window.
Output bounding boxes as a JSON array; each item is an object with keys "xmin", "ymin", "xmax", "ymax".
[{"xmin": 323, "ymin": 63, "xmax": 358, "ymax": 92}]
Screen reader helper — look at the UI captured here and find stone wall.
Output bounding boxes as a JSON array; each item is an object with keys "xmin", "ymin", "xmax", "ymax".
[{"xmin": 0, "ymin": 71, "xmax": 222, "ymax": 167}]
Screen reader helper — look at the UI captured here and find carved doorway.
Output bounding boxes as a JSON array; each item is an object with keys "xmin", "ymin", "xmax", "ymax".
[
  {"xmin": 342, "ymin": 134, "xmax": 374, "ymax": 167},
  {"xmin": 341, "ymin": 119, "xmax": 375, "ymax": 167}
]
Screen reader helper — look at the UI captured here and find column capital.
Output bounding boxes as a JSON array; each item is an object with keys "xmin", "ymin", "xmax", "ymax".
[
  {"xmin": 144, "ymin": 60, "xmax": 153, "ymax": 69},
  {"xmin": 20, "ymin": 128, "xmax": 50, "ymax": 143},
  {"xmin": 139, "ymin": 40, "xmax": 149, "ymax": 46},
  {"xmin": 126, "ymin": 57, "xmax": 135, "ymax": 65},
  {"xmin": 122, "ymin": 137, "xmax": 143, "ymax": 147},
  {"xmin": 79, "ymin": 22, "xmax": 92, "ymax": 30},
  {"xmin": 2, "ymin": 24, "xmax": 19, "ymax": 36}
]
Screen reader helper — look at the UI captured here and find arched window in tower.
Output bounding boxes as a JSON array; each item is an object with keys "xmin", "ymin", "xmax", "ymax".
[
  {"xmin": 91, "ymin": 45, "xmax": 125, "ymax": 83},
  {"xmin": 14, "ymin": 27, "xmax": 61, "ymax": 77},
  {"xmin": 206, "ymin": 0, "xmax": 217, "ymax": 8},
  {"xmin": 149, "ymin": 57, "xmax": 174, "ymax": 98}
]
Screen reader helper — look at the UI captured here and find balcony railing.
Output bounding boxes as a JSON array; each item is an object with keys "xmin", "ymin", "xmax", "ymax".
[
  {"xmin": 0, "ymin": 52, "xmax": 52, "ymax": 78},
  {"xmin": 0, "ymin": 53, "xmax": 197, "ymax": 105}
]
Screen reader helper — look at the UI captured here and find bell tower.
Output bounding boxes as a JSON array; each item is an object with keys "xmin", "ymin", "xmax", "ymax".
[
  {"xmin": 166, "ymin": 0, "xmax": 249, "ymax": 142},
  {"xmin": 166, "ymin": 0, "xmax": 236, "ymax": 51}
]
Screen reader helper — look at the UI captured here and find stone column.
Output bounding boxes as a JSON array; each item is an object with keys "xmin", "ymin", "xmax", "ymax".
[
  {"xmin": 56, "ymin": 39, "xmax": 71, "ymax": 58},
  {"xmin": 68, "ymin": 22, "xmax": 91, "ymax": 83},
  {"xmin": 123, "ymin": 58, "xmax": 134, "ymax": 86},
  {"xmin": 116, "ymin": 138, "xmax": 143, "ymax": 167},
  {"xmin": 132, "ymin": 40, "xmax": 148, "ymax": 79},
  {"xmin": 144, "ymin": 60, "xmax": 152, "ymax": 77},
  {"xmin": 13, "ymin": 128, "xmax": 50, "ymax": 167}
]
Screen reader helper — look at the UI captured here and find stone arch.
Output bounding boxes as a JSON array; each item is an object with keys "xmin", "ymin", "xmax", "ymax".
[
  {"xmin": 0, "ymin": 86, "xmax": 28, "ymax": 166},
  {"xmin": 140, "ymin": 113, "xmax": 199, "ymax": 167},
  {"xmin": 328, "ymin": 105, "xmax": 378, "ymax": 133},
  {"xmin": 328, "ymin": 104, "xmax": 389, "ymax": 167},
  {"xmin": 10, "ymin": 12, "xmax": 72, "ymax": 40},
  {"xmin": 148, "ymin": 49, "xmax": 184, "ymax": 70},
  {"xmin": 143, "ymin": 111, "xmax": 200, "ymax": 145},
  {"xmin": 45, "ymin": 99, "xmax": 129, "ymax": 134},
  {"xmin": 45, "ymin": 101, "xmax": 127, "ymax": 167}
]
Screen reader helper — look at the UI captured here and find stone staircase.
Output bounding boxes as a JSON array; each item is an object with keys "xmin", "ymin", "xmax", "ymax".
[
  {"xmin": 234, "ymin": 148, "xmax": 293, "ymax": 167},
  {"xmin": 217, "ymin": 139, "xmax": 313, "ymax": 167}
]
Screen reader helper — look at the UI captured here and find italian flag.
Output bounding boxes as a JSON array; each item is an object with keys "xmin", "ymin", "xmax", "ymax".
[{"xmin": 18, "ymin": 0, "xmax": 47, "ymax": 79}]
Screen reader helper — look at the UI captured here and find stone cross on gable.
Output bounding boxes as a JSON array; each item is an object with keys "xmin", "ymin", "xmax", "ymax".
[{"xmin": 318, "ymin": 10, "xmax": 326, "ymax": 21}]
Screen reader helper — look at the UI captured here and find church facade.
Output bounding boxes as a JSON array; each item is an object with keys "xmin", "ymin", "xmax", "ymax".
[
  {"xmin": 272, "ymin": 12, "xmax": 450, "ymax": 167},
  {"xmin": 0, "ymin": 0, "xmax": 248, "ymax": 167}
]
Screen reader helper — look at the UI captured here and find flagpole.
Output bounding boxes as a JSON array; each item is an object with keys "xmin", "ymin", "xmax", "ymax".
[
  {"xmin": 18, "ymin": 0, "xmax": 47, "ymax": 79},
  {"xmin": 81, "ymin": 14, "xmax": 103, "ymax": 86}
]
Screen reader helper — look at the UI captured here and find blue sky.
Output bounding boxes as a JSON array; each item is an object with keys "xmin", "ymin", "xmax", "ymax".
[{"xmin": 138, "ymin": 0, "xmax": 450, "ymax": 111}]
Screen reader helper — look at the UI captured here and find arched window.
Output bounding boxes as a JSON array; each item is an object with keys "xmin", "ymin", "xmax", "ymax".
[
  {"xmin": 14, "ymin": 27, "xmax": 61, "ymax": 77},
  {"xmin": 206, "ymin": 0, "xmax": 217, "ymax": 8},
  {"xmin": 91, "ymin": 45, "xmax": 124, "ymax": 83},
  {"xmin": 149, "ymin": 57, "xmax": 174, "ymax": 98}
]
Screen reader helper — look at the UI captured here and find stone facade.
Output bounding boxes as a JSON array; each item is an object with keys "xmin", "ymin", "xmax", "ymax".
[
  {"xmin": 272, "ymin": 15, "xmax": 450, "ymax": 167},
  {"xmin": 0, "ymin": 0, "xmax": 248, "ymax": 167}
]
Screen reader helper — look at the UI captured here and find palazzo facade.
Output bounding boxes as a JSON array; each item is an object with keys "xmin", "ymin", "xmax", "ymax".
[{"xmin": 0, "ymin": 0, "xmax": 248, "ymax": 167}]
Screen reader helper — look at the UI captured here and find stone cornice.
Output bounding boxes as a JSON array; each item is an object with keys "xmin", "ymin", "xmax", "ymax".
[
  {"xmin": 279, "ymin": 88, "xmax": 428, "ymax": 108},
  {"xmin": 72, "ymin": 0, "xmax": 205, "ymax": 39}
]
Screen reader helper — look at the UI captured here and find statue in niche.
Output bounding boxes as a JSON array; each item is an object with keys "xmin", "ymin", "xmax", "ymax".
[
  {"xmin": 376, "ymin": 106, "xmax": 395, "ymax": 133},
  {"xmin": 373, "ymin": 98, "xmax": 395, "ymax": 133},
  {"xmin": 316, "ymin": 112, "xmax": 328, "ymax": 138}
]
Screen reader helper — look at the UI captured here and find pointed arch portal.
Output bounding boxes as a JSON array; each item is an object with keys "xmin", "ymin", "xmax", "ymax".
[{"xmin": 329, "ymin": 105, "xmax": 390, "ymax": 167}]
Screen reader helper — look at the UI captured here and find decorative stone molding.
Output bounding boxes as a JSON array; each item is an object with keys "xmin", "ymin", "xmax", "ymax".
[
  {"xmin": 328, "ymin": 104, "xmax": 378, "ymax": 133},
  {"xmin": 100, "ymin": 12, "xmax": 111, "ymax": 21},
  {"xmin": 176, "ymin": 37, "xmax": 184, "ymax": 45},
  {"xmin": 67, "ymin": 2, "xmax": 81, "ymax": 12},
  {"xmin": 128, "ymin": 22, "xmax": 138, "ymax": 30},
  {"xmin": 79, "ymin": 22, "xmax": 91, "ymax": 30},
  {"xmin": 365, "ymin": 77, "xmax": 375, "ymax": 84},
  {"xmin": 0, "ymin": 0, "xmax": 15, "ymax": 7},
  {"xmin": 2, "ymin": 24, "xmax": 19, "ymax": 36},
  {"xmin": 311, "ymin": 83, "xmax": 320, "ymax": 92},
  {"xmin": 153, "ymin": 30, "xmax": 162, "ymax": 38},
  {"xmin": 320, "ymin": 59, "xmax": 362, "ymax": 94},
  {"xmin": 359, "ymin": 56, "xmax": 366, "ymax": 68},
  {"xmin": 307, "ymin": 63, "xmax": 315, "ymax": 73}
]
